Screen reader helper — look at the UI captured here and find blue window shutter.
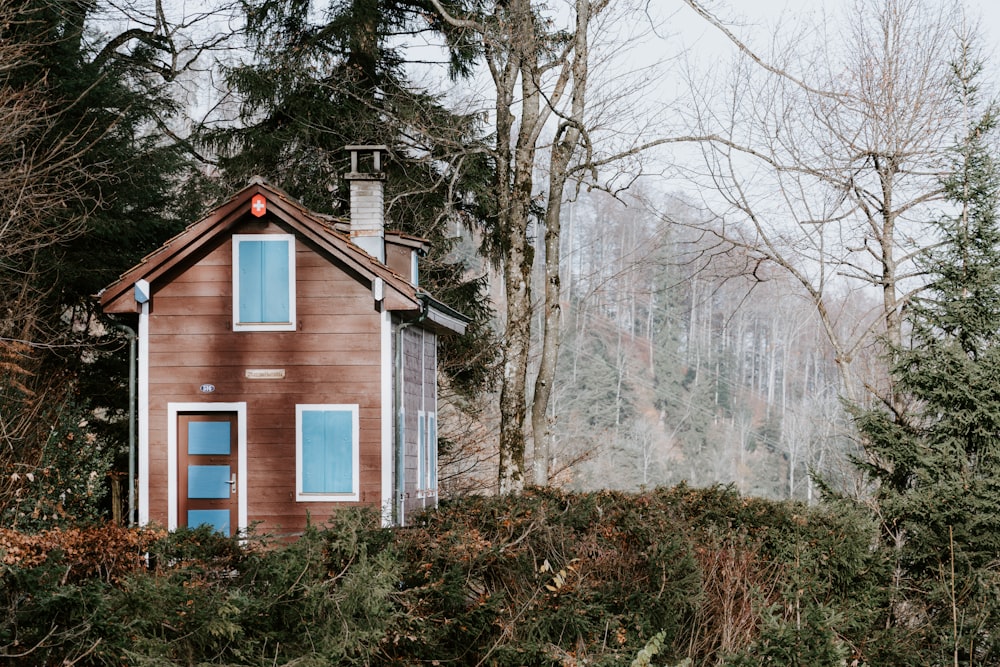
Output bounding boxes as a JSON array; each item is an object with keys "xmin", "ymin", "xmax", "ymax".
[
  {"xmin": 326, "ymin": 411, "xmax": 353, "ymax": 493},
  {"xmin": 301, "ymin": 411, "xmax": 325, "ymax": 493},
  {"xmin": 429, "ymin": 414, "xmax": 437, "ymax": 489},
  {"xmin": 238, "ymin": 239, "xmax": 290, "ymax": 323},
  {"xmin": 301, "ymin": 409, "xmax": 354, "ymax": 494},
  {"xmin": 417, "ymin": 413, "xmax": 426, "ymax": 490},
  {"xmin": 261, "ymin": 240, "xmax": 290, "ymax": 322},
  {"xmin": 238, "ymin": 240, "xmax": 263, "ymax": 323}
]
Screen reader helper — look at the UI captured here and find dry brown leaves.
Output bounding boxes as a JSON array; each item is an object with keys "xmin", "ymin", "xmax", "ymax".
[{"xmin": 0, "ymin": 524, "xmax": 167, "ymax": 582}]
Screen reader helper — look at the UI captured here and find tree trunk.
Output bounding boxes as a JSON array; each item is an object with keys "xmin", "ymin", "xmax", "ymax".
[
  {"xmin": 529, "ymin": 0, "xmax": 590, "ymax": 488},
  {"xmin": 497, "ymin": 0, "xmax": 540, "ymax": 494}
]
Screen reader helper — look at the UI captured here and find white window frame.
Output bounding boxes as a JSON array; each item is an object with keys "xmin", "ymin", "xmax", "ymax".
[
  {"xmin": 417, "ymin": 410, "xmax": 437, "ymax": 496},
  {"xmin": 295, "ymin": 404, "xmax": 360, "ymax": 502},
  {"xmin": 417, "ymin": 411, "xmax": 426, "ymax": 495},
  {"xmin": 427, "ymin": 412, "xmax": 437, "ymax": 493},
  {"xmin": 232, "ymin": 234, "xmax": 296, "ymax": 332}
]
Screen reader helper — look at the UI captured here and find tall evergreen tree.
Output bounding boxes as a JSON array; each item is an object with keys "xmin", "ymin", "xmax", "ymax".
[
  {"xmin": 5, "ymin": 1, "xmax": 193, "ymax": 311},
  {"xmin": 0, "ymin": 0, "xmax": 198, "ymax": 522},
  {"xmin": 853, "ymin": 46, "xmax": 1000, "ymax": 662},
  {"xmin": 208, "ymin": 0, "xmax": 496, "ymax": 397}
]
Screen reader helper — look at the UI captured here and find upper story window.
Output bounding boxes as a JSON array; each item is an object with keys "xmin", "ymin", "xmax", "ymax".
[{"xmin": 232, "ymin": 234, "xmax": 296, "ymax": 331}]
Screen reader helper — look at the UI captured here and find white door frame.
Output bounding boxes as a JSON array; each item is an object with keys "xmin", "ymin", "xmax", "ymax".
[{"xmin": 167, "ymin": 402, "xmax": 248, "ymax": 533}]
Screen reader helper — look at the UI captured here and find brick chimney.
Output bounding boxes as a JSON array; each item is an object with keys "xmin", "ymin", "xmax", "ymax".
[{"xmin": 344, "ymin": 145, "xmax": 387, "ymax": 263}]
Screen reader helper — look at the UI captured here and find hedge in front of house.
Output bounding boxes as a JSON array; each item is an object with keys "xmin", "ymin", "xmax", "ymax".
[{"xmin": 0, "ymin": 485, "xmax": 896, "ymax": 666}]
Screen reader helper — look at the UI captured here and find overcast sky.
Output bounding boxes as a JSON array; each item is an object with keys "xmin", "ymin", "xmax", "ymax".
[{"xmin": 676, "ymin": 0, "xmax": 1000, "ymax": 66}]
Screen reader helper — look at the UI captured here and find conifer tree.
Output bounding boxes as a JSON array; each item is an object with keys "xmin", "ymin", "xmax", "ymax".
[
  {"xmin": 853, "ymin": 45, "xmax": 1000, "ymax": 661},
  {"xmin": 208, "ymin": 0, "xmax": 496, "ymax": 396},
  {"xmin": 0, "ymin": 0, "xmax": 199, "ymax": 520},
  {"xmin": 5, "ymin": 1, "xmax": 192, "ymax": 309}
]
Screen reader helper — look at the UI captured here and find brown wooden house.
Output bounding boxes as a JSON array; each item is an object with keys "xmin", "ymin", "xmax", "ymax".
[{"xmin": 99, "ymin": 147, "xmax": 467, "ymax": 534}]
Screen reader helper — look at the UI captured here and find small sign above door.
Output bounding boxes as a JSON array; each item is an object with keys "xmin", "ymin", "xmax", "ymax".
[{"xmin": 245, "ymin": 368, "xmax": 285, "ymax": 379}]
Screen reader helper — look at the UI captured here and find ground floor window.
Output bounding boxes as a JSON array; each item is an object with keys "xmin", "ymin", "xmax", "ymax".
[
  {"xmin": 296, "ymin": 404, "xmax": 359, "ymax": 501},
  {"xmin": 417, "ymin": 411, "xmax": 437, "ymax": 495}
]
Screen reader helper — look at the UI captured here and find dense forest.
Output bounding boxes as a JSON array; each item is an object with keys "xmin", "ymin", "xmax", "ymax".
[
  {"xmin": 4, "ymin": 0, "xmax": 1000, "ymax": 663},
  {"xmin": 438, "ymin": 187, "xmax": 860, "ymax": 501}
]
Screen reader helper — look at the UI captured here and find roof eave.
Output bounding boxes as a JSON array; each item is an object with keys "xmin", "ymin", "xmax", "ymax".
[{"xmin": 419, "ymin": 294, "xmax": 470, "ymax": 336}]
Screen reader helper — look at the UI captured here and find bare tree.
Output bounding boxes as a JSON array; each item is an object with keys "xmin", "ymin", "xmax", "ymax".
[
  {"xmin": 430, "ymin": 0, "xmax": 680, "ymax": 491},
  {"xmin": 537, "ymin": 182, "xmax": 864, "ymax": 497},
  {"xmin": 0, "ymin": 6, "xmax": 108, "ymax": 511},
  {"xmin": 682, "ymin": 0, "xmax": 970, "ymax": 412}
]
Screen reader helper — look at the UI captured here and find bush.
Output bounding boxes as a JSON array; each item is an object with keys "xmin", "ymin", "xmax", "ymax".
[
  {"xmin": 0, "ymin": 487, "xmax": 894, "ymax": 665},
  {"xmin": 387, "ymin": 485, "xmax": 889, "ymax": 666},
  {"xmin": 2, "ymin": 402, "xmax": 113, "ymax": 531}
]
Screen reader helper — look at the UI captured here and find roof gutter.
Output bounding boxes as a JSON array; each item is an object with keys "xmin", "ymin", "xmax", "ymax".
[{"xmin": 418, "ymin": 293, "xmax": 470, "ymax": 336}]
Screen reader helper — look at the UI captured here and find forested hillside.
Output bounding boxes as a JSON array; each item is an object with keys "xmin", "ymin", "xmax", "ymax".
[
  {"xmin": 5, "ymin": 0, "xmax": 1000, "ymax": 663},
  {"xmin": 528, "ymin": 190, "xmax": 860, "ymax": 499}
]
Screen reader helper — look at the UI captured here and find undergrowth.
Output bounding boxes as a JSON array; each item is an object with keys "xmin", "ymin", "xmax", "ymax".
[{"xmin": 0, "ymin": 485, "xmax": 893, "ymax": 665}]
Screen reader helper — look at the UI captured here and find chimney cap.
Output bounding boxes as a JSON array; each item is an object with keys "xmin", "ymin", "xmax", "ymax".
[{"xmin": 345, "ymin": 145, "xmax": 388, "ymax": 180}]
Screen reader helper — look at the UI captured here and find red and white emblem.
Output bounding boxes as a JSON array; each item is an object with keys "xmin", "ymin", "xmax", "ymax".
[{"xmin": 251, "ymin": 194, "xmax": 266, "ymax": 217}]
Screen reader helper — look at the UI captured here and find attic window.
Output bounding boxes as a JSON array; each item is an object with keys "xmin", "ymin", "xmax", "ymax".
[{"xmin": 232, "ymin": 234, "xmax": 296, "ymax": 332}]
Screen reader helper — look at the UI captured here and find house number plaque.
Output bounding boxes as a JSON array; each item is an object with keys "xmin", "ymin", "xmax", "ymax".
[{"xmin": 245, "ymin": 369, "xmax": 285, "ymax": 379}]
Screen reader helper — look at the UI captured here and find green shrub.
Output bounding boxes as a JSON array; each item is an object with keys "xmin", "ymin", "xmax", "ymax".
[
  {"xmin": 2, "ymin": 402, "xmax": 113, "ymax": 531},
  {"xmin": 0, "ymin": 487, "xmax": 898, "ymax": 665}
]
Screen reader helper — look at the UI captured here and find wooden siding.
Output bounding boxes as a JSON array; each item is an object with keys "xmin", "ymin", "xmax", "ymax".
[
  {"xmin": 385, "ymin": 242, "xmax": 412, "ymax": 281},
  {"xmin": 401, "ymin": 326, "xmax": 438, "ymax": 522},
  {"xmin": 146, "ymin": 220, "xmax": 384, "ymax": 536}
]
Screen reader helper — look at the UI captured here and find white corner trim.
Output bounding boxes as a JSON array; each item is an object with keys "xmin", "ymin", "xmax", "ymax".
[
  {"xmin": 137, "ymin": 302, "xmax": 150, "ymax": 527},
  {"xmin": 167, "ymin": 402, "xmax": 248, "ymax": 533},
  {"xmin": 380, "ymin": 310, "xmax": 393, "ymax": 526}
]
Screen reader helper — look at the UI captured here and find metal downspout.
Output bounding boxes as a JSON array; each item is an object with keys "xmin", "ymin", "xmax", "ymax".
[
  {"xmin": 394, "ymin": 326, "xmax": 406, "ymax": 527},
  {"xmin": 113, "ymin": 324, "xmax": 137, "ymax": 526}
]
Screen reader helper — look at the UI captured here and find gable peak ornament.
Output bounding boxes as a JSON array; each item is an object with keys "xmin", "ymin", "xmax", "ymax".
[{"xmin": 251, "ymin": 194, "xmax": 266, "ymax": 217}]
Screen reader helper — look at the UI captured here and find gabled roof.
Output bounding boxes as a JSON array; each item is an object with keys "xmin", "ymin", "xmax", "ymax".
[{"xmin": 98, "ymin": 179, "xmax": 465, "ymax": 334}]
